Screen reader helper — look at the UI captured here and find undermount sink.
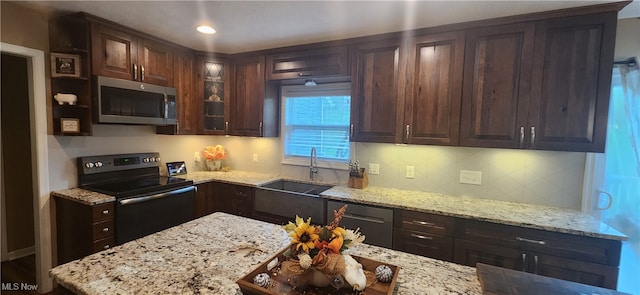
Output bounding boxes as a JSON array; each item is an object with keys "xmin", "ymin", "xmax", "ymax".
[
  {"xmin": 259, "ymin": 179, "xmax": 332, "ymax": 196},
  {"xmin": 254, "ymin": 180, "xmax": 333, "ymax": 224}
]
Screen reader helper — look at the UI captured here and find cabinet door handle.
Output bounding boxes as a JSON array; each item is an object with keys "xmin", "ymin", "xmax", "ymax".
[
  {"xmin": 516, "ymin": 236, "xmax": 546, "ymax": 245},
  {"xmin": 225, "ymin": 121, "xmax": 229, "ymax": 135},
  {"xmin": 102, "ymin": 209, "xmax": 109, "ymax": 215},
  {"xmin": 405, "ymin": 124, "xmax": 410, "ymax": 142},
  {"xmin": 410, "ymin": 233, "xmax": 433, "ymax": 240},
  {"xmin": 102, "ymin": 227, "xmax": 109, "ymax": 232},
  {"xmin": 176, "ymin": 120, "xmax": 180, "ymax": 135},
  {"xmin": 141, "ymin": 65, "xmax": 145, "ymax": 81},
  {"xmin": 133, "ymin": 64, "xmax": 138, "ymax": 80},
  {"xmin": 519, "ymin": 126, "xmax": 525, "ymax": 148},
  {"xmin": 530, "ymin": 126, "xmax": 536, "ymax": 148},
  {"xmin": 533, "ymin": 255, "xmax": 539, "ymax": 274},
  {"xmin": 350, "ymin": 124, "xmax": 354, "ymax": 138},
  {"xmin": 259, "ymin": 121, "xmax": 263, "ymax": 137},
  {"xmin": 521, "ymin": 253, "xmax": 527, "ymax": 271}
]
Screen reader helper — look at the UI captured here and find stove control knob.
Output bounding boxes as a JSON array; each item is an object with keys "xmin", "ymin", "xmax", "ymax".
[
  {"xmin": 85, "ymin": 162, "xmax": 94, "ymax": 168},
  {"xmin": 143, "ymin": 158, "xmax": 150, "ymax": 163},
  {"xmin": 154, "ymin": 157, "xmax": 160, "ymax": 162},
  {"xmin": 95, "ymin": 161, "xmax": 103, "ymax": 168}
]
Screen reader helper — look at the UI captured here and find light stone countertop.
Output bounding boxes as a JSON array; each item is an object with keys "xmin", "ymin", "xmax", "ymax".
[
  {"xmin": 51, "ymin": 170, "xmax": 625, "ymax": 241},
  {"xmin": 51, "ymin": 188, "xmax": 115, "ymax": 205},
  {"xmin": 320, "ymin": 186, "xmax": 626, "ymax": 241},
  {"xmin": 50, "ymin": 212, "xmax": 481, "ymax": 295}
]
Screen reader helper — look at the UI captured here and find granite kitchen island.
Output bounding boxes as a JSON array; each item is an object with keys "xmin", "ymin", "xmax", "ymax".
[{"xmin": 50, "ymin": 212, "xmax": 481, "ymax": 295}]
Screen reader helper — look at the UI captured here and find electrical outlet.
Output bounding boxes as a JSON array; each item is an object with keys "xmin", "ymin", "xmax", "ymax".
[
  {"xmin": 252, "ymin": 153, "xmax": 258, "ymax": 163},
  {"xmin": 459, "ymin": 170, "xmax": 482, "ymax": 185},
  {"xmin": 369, "ymin": 163, "xmax": 380, "ymax": 175},
  {"xmin": 406, "ymin": 166, "xmax": 415, "ymax": 178},
  {"xmin": 194, "ymin": 152, "xmax": 200, "ymax": 162}
]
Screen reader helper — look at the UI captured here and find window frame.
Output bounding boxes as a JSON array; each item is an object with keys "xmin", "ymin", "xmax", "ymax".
[{"xmin": 280, "ymin": 82, "xmax": 354, "ymax": 170}]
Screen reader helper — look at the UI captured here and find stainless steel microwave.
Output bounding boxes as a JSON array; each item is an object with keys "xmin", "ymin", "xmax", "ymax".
[{"xmin": 94, "ymin": 76, "xmax": 177, "ymax": 126}]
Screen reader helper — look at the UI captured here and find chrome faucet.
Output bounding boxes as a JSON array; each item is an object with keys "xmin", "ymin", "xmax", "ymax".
[{"xmin": 310, "ymin": 147, "xmax": 318, "ymax": 181}]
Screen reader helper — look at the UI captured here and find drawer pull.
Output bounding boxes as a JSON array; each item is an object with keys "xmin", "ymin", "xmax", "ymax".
[
  {"xmin": 102, "ymin": 227, "xmax": 109, "ymax": 232},
  {"xmin": 343, "ymin": 213, "xmax": 385, "ymax": 224},
  {"xmin": 102, "ymin": 210, "xmax": 109, "ymax": 215},
  {"xmin": 516, "ymin": 236, "xmax": 546, "ymax": 245},
  {"xmin": 103, "ymin": 245, "xmax": 110, "ymax": 250},
  {"xmin": 521, "ymin": 253, "xmax": 527, "ymax": 271},
  {"xmin": 411, "ymin": 220, "xmax": 435, "ymax": 226},
  {"xmin": 410, "ymin": 233, "xmax": 433, "ymax": 240}
]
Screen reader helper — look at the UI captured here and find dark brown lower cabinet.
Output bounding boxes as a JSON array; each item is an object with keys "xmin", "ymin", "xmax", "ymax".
[
  {"xmin": 454, "ymin": 219, "xmax": 621, "ymax": 289},
  {"xmin": 215, "ymin": 182, "xmax": 254, "ymax": 217},
  {"xmin": 195, "ymin": 181, "xmax": 218, "ymax": 218},
  {"xmin": 55, "ymin": 197, "xmax": 115, "ymax": 264},
  {"xmin": 394, "ymin": 228, "xmax": 454, "ymax": 261}
]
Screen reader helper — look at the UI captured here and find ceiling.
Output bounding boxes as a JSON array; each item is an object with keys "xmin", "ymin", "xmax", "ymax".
[{"xmin": 20, "ymin": 0, "xmax": 640, "ymax": 54}]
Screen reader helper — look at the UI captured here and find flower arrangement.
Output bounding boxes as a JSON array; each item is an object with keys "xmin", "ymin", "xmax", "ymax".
[
  {"xmin": 281, "ymin": 205, "xmax": 368, "ymax": 291},
  {"xmin": 203, "ymin": 145, "xmax": 226, "ymax": 160}
]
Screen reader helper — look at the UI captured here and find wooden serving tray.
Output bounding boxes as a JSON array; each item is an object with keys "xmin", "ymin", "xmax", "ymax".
[{"xmin": 237, "ymin": 247, "xmax": 399, "ymax": 295}]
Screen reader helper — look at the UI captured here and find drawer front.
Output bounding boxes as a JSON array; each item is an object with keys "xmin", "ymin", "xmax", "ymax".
[
  {"xmin": 219, "ymin": 182, "xmax": 254, "ymax": 201},
  {"xmin": 456, "ymin": 219, "xmax": 621, "ymax": 265},
  {"xmin": 93, "ymin": 236, "xmax": 115, "ymax": 252},
  {"xmin": 92, "ymin": 219, "xmax": 114, "ymax": 240},
  {"xmin": 394, "ymin": 209, "xmax": 455, "ymax": 236},
  {"xmin": 92, "ymin": 202, "xmax": 115, "ymax": 222},
  {"xmin": 393, "ymin": 228, "xmax": 453, "ymax": 261}
]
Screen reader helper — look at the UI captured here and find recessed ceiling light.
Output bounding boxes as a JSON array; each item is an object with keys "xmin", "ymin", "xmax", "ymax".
[{"xmin": 196, "ymin": 25, "xmax": 216, "ymax": 34}]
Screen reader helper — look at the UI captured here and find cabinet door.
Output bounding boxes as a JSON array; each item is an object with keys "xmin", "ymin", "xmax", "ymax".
[
  {"xmin": 459, "ymin": 23, "xmax": 535, "ymax": 149},
  {"xmin": 404, "ymin": 31, "xmax": 464, "ymax": 145},
  {"xmin": 266, "ymin": 46, "xmax": 349, "ymax": 80},
  {"xmin": 528, "ymin": 13, "xmax": 616, "ymax": 152},
  {"xmin": 350, "ymin": 39, "xmax": 406, "ymax": 143},
  {"xmin": 137, "ymin": 38, "xmax": 174, "ymax": 86},
  {"xmin": 454, "ymin": 239, "xmax": 524, "ymax": 270},
  {"xmin": 231, "ymin": 56, "xmax": 266, "ymax": 137},
  {"xmin": 215, "ymin": 182, "xmax": 254, "ymax": 217},
  {"xmin": 157, "ymin": 49, "xmax": 197, "ymax": 135},
  {"xmin": 199, "ymin": 56, "xmax": 232, "ymax": 135},
  {"xmin": 527, "ymin": 252, "xmax": 619, "ymax": 289},
  {"xmin": 91, "ymin": 23, "xmax": 137, "ymax": 80}
]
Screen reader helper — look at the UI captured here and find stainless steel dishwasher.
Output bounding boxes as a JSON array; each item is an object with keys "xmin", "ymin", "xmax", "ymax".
[{"xmin": 327, "ymin": 200, "xmax": 393, "ymax": 248}]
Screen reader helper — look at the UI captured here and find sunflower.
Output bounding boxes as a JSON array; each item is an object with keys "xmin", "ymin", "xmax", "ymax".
[{"xmin": 285, "ymin": 216, "xmax": 319, "ymax": 253}]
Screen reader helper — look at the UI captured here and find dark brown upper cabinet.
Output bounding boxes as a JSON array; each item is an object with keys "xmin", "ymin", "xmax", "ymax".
[
  {"xmin": 460, "ymin": 12, "xmax": 617, "ymax": 153},
  {"xmin": 404, "ymin": 31, "xmax": 465, "ymax": 146},
  {"xmin": 350, "ymin": 39, "xmax": 406, "ymax": 143},
  {"xmin": 460, "ymin": 23, "xmax": 535, "ymax": 149},
  {"xmin": 156, "ymin": 48, "xmax": 198, "ymax": 135},
  {"xmin": 527, "ymin": 13, "xmax": 617, "ymax": 152},
  {"xmin": 230, "ymin": 55, "xmax": 279, "ymax": 137},
  {"xmin": 198, "ymin": 55, "xmax": 232, "ymax": 135},
  {"xmin": 265, "ymin": 46, "xmax": 349, "ymax": 80},
  {"xmin": 91, "ymin": 23, "xmax": 173, "ymax": 86}
]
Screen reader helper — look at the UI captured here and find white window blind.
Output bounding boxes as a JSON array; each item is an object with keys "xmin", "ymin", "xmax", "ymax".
[{"xmin": 281, "ymin": 83, "xmax": 352, "ymax": 167}]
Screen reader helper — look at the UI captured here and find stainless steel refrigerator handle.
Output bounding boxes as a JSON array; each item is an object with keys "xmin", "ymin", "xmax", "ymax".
[
  {"xmin": 343, "ymin": 213, "xmax": 385, "ymax": 224},
  {"xmin": 119, "ymin": 186, "xmax": 195, "ymax": 206}
]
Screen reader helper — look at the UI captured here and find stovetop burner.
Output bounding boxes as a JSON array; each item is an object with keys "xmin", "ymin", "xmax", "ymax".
[
  {"xmin": 77, "ymin": 152, "xmax": 193, "ymax": 199},
  {"xmin": 84, "ymin": 176, "xmax": 192, "ymax": 198}
]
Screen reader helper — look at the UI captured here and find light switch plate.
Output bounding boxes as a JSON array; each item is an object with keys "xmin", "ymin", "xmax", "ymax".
[
  {"xmin": 369, "ymin": 163, "xmax": 380, "ymax": 175},
  {"xmin": 252, "ymin": 153, "xmax": 258, "ymax": 163},
  {"xmin": 460, "ymin": 170, "xmax": 482, "ymax": 185}
]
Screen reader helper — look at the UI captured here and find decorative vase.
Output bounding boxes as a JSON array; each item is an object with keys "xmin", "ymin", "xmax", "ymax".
[{"xmin": 206, "ymin": 159, "xmax": 222, "ymax": 171}]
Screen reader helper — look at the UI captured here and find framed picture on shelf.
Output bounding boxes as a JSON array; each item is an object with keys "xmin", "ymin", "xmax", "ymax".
[
  {"xmin": 60, "ymin": 118, "xmax": 80, "ymax": 134},
  {"xmin": 51, "ymin": 53, "xmax": 80, "ymax": 78}
]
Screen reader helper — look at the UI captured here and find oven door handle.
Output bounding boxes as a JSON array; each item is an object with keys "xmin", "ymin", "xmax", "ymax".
[{"xmin": 118, "ymin": 186, "xmax": 195, "ymax": 206}]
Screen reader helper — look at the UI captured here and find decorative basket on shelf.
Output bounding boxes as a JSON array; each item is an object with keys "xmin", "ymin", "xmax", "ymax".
[{"xmin": 237, "ymin": 205, "xmax": 399, "ymax": 295}]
